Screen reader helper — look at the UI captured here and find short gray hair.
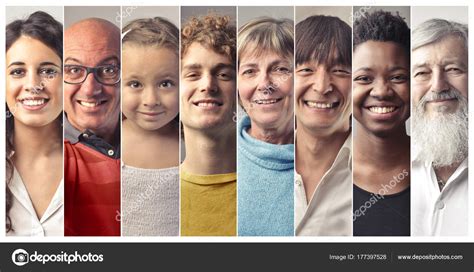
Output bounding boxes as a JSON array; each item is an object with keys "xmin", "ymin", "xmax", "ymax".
[{"xmin": 412, "ymin": 18, "xmax": 468, "ymax": 51}]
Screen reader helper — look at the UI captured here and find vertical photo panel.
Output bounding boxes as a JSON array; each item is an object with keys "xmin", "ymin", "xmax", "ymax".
[
  {"xmin": 63, "ymin": 6, "xmax": 121, "ymax": 236},
  {"xmin": 121, "ymin": 6, "xmax": 180, "ymax": 236},
  {"xmin": 352, "ymin": 6, "xmax": 411, "ymax": 236},
  {"xmin": 411, "ymin": 6, "xmax": 468, "ymax": 236},
  {"xmin": 5, "ymin": 6, "xmax": 64, "ymax": 236},
  {"xmin": 237, "ymin": 6, "xmax": 295, "ymax": 236},
  {"xmin": 294, "ymin": 6, "xmax": 353, "ymax": 236},
  {"xmin": 180, "ymin": 6, "xmax": 237, "ymax": 236}
]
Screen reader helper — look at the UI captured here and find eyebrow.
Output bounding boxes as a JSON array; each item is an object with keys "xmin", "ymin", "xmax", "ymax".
[
  {"xmin": 64, "ymin": 56, "xmax": 120, "ymax": 65},
  {"xmin": 388, "ymin": 66, "xmax": 408, "ymax": 73},
  {"xmin": 354, "ymin": 67, "xmax": 373, "ymax": 73},
  {"xmin": 7, "ymin": 61, "xmax": 61, "ymax": 68},
  {"xmin": 182, "ymin": 63, "xmax": 202, "ymax": 71}
]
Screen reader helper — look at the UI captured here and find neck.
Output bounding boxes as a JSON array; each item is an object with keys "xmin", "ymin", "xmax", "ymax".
[
  {"xmin": 13, "ymin": 119, "xmax": 62, "ymax": 162},
  {"xmin": 123, "ymin": 119, "xmax": 178, "ymax": 140},
  {"xmin": 354, "ymin": 124, "xmax": 410, "ymax": 169},
  {"xmin": 248, "ymin": 119, "xmax": 294, "ymax": 144},
  {"xmin": 296, "ymin": 126, "xmax": 350, "ymax": 174},
  {"xmin": 434, "ymin": 159, "xmax": 465, "ymax": 182},
  {"xmin": 181, "ymin": 126, "xmax": 236, "ymax": 175}
]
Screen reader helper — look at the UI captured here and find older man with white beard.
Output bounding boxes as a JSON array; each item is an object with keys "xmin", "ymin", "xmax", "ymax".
[{"xmin": 411, "ymin": 19, "xmax": 468, "ymax": 236}]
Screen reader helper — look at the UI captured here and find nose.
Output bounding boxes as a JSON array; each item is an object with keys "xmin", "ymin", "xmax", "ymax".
[
  {"xmin": 430, "ymin": 69, "xmax": 450, "ymax": 93},
  {"xmin": 199, "ymin": 74, "xmax": 218, "ymax": 93},
  {"xmin": 312, "ymin": 68, "xmax": 332, "ymax": 95},
  {"xmin": 25, "ymin": 72, "xmax": 42, "ymax": 92},
  {"xmin": 80, "ymin": 73, "xmax": 103, "ymax": 97},
  {"xmin": 256, "ymin": 72, "xmax": 274, "ymax": 93},
  {"xmin": 142, "ymin": 86, "xmax": 159, "ymax": 107},
  {"xmin": 370, "ymin": 78, "xmax": 394, "ymax": 99}
]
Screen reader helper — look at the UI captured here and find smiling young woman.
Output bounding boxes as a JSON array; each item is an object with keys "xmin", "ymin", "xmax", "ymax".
[
  {"xmin": 352, "ymin": 9, "xmax": 411, "ymax": 236},
  {"xmin": 5, "ymin": 10, "xmax": 64, "ymax": 236}
]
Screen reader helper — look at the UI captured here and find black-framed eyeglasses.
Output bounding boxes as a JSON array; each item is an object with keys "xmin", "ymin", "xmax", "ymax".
[{"xmin": 64, "ymin": 64, "xmax": 120, "ymax": 86}]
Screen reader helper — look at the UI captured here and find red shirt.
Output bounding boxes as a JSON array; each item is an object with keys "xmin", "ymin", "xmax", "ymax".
[{"xmin": 64, "ymin": 118, "xmax": 121, "ymax": 236}]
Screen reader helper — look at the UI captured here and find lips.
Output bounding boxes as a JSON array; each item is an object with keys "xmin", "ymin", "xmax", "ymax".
[
  {"xmin": 77, "ymin": 100, "xmax": 107, "ymax": 108},
  {"xmin": 304, "ymin": 100, "xmax": 340, "ymax": 109},
  {"xmin": 252, "ymin": 98, "xmax": 283, "ymax": 105},
  {"xmin": 138, "ymin": 111, "xmax": 164, "ymax": 116},
  {"xmin": 365, "ymin": 102, "xmax": 399, "ymax": 115},
  {"xmin": 192, "ymin": 99, "xmax": 223, "ymax": 108},
  {"xmin": 18, "ymin": 97, "xmax": 50, "ymax": 110}
]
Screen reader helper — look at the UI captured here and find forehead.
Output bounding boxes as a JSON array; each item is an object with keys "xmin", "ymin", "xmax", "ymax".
[
  {"xmin": 65, "ymin": 24, "xmax": 120, "ymax": 65},
  {"xmin": 182, "ymin": 43, "xmax": 232, "ymax": 68},
  {"xmin": 412, "ymin": 35, "xmax": 467, "ymax": 67},
  {"xmin": 240, "ymin": 47, "xmax": 291, "ymax": 65},
  {"xmin": 354, "ymin": 41, "xmax": 409, "ymax": 70},
  {"xmin": 7, "ymin": 36, "xmax": 60, "ymax": 64}
]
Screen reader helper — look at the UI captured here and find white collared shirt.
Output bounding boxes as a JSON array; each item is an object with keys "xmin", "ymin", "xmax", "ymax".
[
  {"xmin": 7, "ymin": 168, "xmax": 64, "ymax": 236},
  {"xmin": 295, "ymin": 134, "xmax": 352, "ymax": 236},
  {"xmin": 411, "ymin": 158, "xmax": 468, "ymax": 236}
]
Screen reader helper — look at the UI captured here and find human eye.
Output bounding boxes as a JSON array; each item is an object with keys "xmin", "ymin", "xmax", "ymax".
[
  {"xmin": 39, "ymin": 67, "xmax": 59, "ymax": 78},
  {"xmin": 332, "ymin": 67, "xmax": 351, "ymax": 76},
  {"xmin": 353, "ymin": 75, "xmax": 373, "ymax": 84},
  {"xmin": 445, "ymin": 66, "xmax": 465, "ymax": 75},
  {"xmin": 65, "ymin": 65, "xmax": 83, "ymax": 75},
  {"xmin": 413, "ymin": 69, "xmax": 431, "ymax": 81},
  {"xmin": 184, "ymin": 71, "xmax": 200, "ymax": 80},
  {"xmin": 240, "ymin": 67, "xmax": 256, "ymax": 77},
  {"xmin": 159, "ymin": 80, "xmax": 175, "ymax": 88},
  {"xmin": 218, "ymin": 69, "xmax": 234, "ymax": 81},
  {"xmin": 296, "ymin": 67, "xmax": 313, "ymax": 74},
  {"xmin": 390, "ymin": 73, "xmax": 409, "ymax": 83},
  {"xmin": 9, "ymin": 68, "xmax": 25, "ymax": 78},
  {"xmin": 127, "ymin": 80, "xmax": 143, "ymax": 89},
  {"xmin": 274, "ymin": 65, "xmax": 291, "ymax": 74},
  {"xmin": 101, "ymin": 65, "xmax": 119, "ymax": 76}
]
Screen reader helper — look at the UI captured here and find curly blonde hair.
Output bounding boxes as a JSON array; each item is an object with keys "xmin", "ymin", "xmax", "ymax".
[{"xmin": 181, "ymin": 13, "xmax": 236, "ymax": 64}]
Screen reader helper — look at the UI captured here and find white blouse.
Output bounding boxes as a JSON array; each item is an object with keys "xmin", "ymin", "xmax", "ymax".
[{"xmin": 7, "ymin": 168, "xmax": 64, "ymax": 236}]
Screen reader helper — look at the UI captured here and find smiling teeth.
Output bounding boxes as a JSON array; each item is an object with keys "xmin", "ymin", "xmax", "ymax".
[
  {"xmin": 197, "ymin": 102, "xmax": 219, "ymax": 107},
  {"xmin": 369, "ymin": 106, "xmax": 396, "ymax": 114},
  {"xmin": 79, "ymin": 101, "xmax": 100, "ymax": 108},
  {"xmin": 22, "ymin": 99, "xmax": 45, "ymax": 106},
  {"xmin": 254, "ymin": 99, "xmax": 278, "ymax": 105},
  {"xmin": 306, "ymin": 101, "xmax": 335, "ymax": 109}
]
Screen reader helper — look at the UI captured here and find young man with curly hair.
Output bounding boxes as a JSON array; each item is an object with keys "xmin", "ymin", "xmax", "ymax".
[{"xmin": 180, "ymin": 12, "xmax": 237, "ymax": 236}]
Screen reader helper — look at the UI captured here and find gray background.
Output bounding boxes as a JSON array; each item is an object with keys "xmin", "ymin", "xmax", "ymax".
[
  {"xmin": 122, "ymin": 6, "xmax": 179, "ymax": 27},
  {"xmin": 354, "ymin": 6, "xmax": 410, "ymax": 25},
  {"xmin": 64, "ymin": 6, "xmax": 120, "ymax": 28},
  {"xmin": 181, "ymin": 6, "xmax": 236, "ymax": 25},
  {"xmin": 412, "ymin": 6, "xmax": 468, "ymax": 28},
  {"xmin": 296, "ymin": 6, "xmax": 352, "ymax": 25},
  {"xmin": 6, "ymin": 6, "xmax": 63, "ymax": 24},
  {"xmin": 238, "ymin": 6, "xmax": 293, "ymax": 27}
]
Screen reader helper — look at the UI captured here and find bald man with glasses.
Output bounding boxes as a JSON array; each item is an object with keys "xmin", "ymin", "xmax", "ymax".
[{"xmin": 63, "ymin": 18, "xmax": 121, "ymax": 236}]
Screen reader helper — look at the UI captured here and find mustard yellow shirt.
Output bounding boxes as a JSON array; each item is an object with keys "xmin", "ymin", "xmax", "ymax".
[{"xmin": 180, "ymin": 170, "xmax": 236, "ymax": 236}]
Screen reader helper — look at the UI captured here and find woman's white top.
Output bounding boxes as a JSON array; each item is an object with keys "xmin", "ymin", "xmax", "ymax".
[{"xmin": 7, "ymin": 168, "xmax": 64, "ymax": 236}]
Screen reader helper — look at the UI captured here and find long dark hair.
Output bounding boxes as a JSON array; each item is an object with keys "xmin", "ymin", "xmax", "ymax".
[{"xmin": 5, "ymin": 11, "xmax": 63, "ymax": 233}]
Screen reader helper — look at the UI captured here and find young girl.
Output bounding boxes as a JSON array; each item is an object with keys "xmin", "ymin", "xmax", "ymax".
[{"xmin": 121, "ymin": 17, "xmax": 180, "ymax": 236}]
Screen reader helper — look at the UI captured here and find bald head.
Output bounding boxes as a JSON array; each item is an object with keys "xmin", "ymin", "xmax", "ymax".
[{"xmin": 63, "ymin": 17, "xmax": 121, "ymax": 140}]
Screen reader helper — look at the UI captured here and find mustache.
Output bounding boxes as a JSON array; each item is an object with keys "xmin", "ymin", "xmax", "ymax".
[{"xmin": 418, "ymin": 89, "xmax": 463, "ymax": 108}]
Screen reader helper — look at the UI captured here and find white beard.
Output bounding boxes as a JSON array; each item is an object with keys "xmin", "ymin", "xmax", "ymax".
[{"xmin": 412, "ymin": 90, "xmax": 468, "ymax": 167}]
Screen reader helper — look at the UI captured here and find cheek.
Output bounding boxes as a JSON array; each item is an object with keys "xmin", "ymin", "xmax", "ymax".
[
  {"xmin": 452, "ymin": 76, "xmax": 468, "ymax": 99},
  {"xmin": 237, "ymin": 80, "xmax": 254, "ymax": 102},
  {"xmin": 6, "ymin": 80, "xmax": 21, "ymax": 107},
  {"xmin": 277, "ymin": 74, "xmax": 293, "ymax": 95},
  {"xmin": 162, "ymin": 91, "xmax": 180, "ymax": 114},
  {"xmin": 395, "ymin": 84, "xmax": 410, "ymax": 104},
  {"xmin": 352, "ymin": 85, "xmax": 366, "ymax": 107},
  {"xmin": 122, "ymin": 92, "xmax": 140, "ymax": 114}
]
